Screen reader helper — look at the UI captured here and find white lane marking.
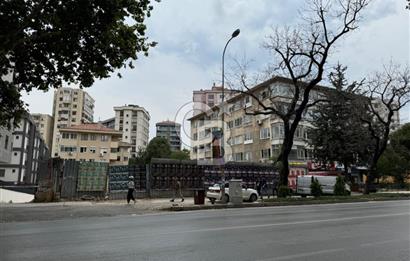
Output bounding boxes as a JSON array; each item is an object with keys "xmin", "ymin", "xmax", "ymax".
[
  {"xmin": 256, "ymin": 248, "xmax": 345, "ymax": 261},
  {"xmin": 158, "ymin": 212, "xmax": 410, "ymax": 235},
  {"xmin": 360, "ymin": 238, "xmax": 409, "ymax": 247}
]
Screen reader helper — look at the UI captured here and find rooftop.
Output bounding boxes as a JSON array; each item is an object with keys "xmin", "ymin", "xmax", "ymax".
[
  {"xmin": 60, "ymin": 123, "xmax": 122, "ymax": 134},
  {"xmin": 156, "ymin": 120, "xmax": 181, "ymax": 126}
]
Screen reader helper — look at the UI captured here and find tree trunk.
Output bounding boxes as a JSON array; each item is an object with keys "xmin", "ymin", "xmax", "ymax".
[{"xmin": 278, "ymin": 120, "xmax": 296, "ymax": 186}]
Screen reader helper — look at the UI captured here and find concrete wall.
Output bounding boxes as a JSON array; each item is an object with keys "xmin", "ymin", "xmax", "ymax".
[{"xmin": 0, "ymin": 188, "xmax": 34, "ymax": 203}]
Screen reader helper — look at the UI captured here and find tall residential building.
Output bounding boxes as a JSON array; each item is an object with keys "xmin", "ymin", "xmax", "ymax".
[
  {"xmin": 189, "ymin": 77, "xmax": 326, "ymax": 163},
  {"xmin": 189, "ymin": 76, "xmax": 400, "ymax": 164},
  {"xmin": 0, "ymin": 114, "xmax": 49, "ymax": 184},
  {"xmin": 0, "ymin": 127, "xmax": 13, "ymax": 164},
  {"xmin": 114, "ymin": 104, "xmax": 150, "ymax": 157},
  {"xmin": 58, "ymin": 123, "xmax": 130, "ymax": 165},
  {"xmin": 193, "ymin": 84, "xmax": 236, "ymax": 116},
  {"xmin": 51, "ymin": 87, "xmax": 95, "ymax": 156},
  {"xmin": 99, "ymin": 117, "xmax": 115, "ymax": 129},
  {"xmin": 156, "ymin": 121, "xmax": 181, "ymax": 151},
  {"xmin": 31, "ymin": 113, "xmax": 54, "ymax": 150}
]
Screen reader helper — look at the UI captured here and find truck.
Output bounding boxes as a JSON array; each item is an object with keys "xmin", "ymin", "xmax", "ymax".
[{"xmin": 296, "ymin": 175, "xmax": 350, "ymax": 196}]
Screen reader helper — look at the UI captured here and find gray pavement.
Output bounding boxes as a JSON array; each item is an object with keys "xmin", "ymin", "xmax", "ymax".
[{"xmin": 1, "ymin": 200, "xmax": 410, "ymax": 261}]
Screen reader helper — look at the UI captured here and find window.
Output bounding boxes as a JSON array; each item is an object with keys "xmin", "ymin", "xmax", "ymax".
[
  {"xmin": 232, "ymin": 135, "xmax": 243, "ymax": 145},
  {"xmin": 234, "ymin": 117, "xmax": 242, "ymax": 127},
  {"xmin": 80, "ymin": 147, "xmax": 87, "ymax": 153},
  {"xmin": 100, "ymin": 148, "xmax": 108, "ymax": 154},
  {"xmin": 70, "ymin": 133, "xmax": 77, "ymax": 139},
  {"xmin": 244, "ymin": 132, "xmax": 253, "ymax": 142},
  {"xmin": 244, "ymin": 152, "xmax": 252, "ymax": 161},
  {"xmin": 261, "ymin": 148, "xmax": 271, "ymax": 158},
  {"xmin": 12, "ymin": 169, "xmax": 16, "ymax": 173},
  {"xmin": 234, "ymin": 152, "xmax": 243, "ymax": 161},
  {"xmin": 208, "ymin": 94, "xmax": 214, "ymax": 99},
  {"xmin": 72, "ymin": 111, "xmax": 77, "ymax": 115},
  {"xmin": 4, "ymin": 135, "xmax": 9, "ymax": 149},
  {"xmin": 227, "ymin": 121, "xmax": 234, "ymax": 129},
  {"xmin": 60, "ymin": 146, "xmax": 77, "ymax": 152},
  {"xmin": 0, "ymin": 169, "xmax": 5, "ymax": 177},
  {"xmin": 243, "ymin": 115, "xmax": 252, "ymax": 124},
  {"xmin": 89, "ymin": 147, "xmax": 96, "ymax": 153},
  {"xmin": 101, "ymin": 135, "xmax": 109, "ymax": 142},
  {"xmin": 81, "ymin": 134, "xmax": 88, "ymax": 140},
  {"xmin": 15, "ymin": 135, "xmax": 19, "ymax": 140},
  {"xmin": 62, "ymin": 133, "xmax": 70, "ymax": 139},
  {"xmin": 90, "ymin": 134, "xmax": 97, "ymax": 141},
  {"xmin": 260, "ymin": 128, "xmax": 271, "ymax": 139},
  {"xmin": 14, "ymin": 152, "xmax": 17, "ymax": 156}
]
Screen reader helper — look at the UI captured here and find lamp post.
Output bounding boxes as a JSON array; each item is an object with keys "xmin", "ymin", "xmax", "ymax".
[{"xmin": 220, "ymin": 29, "xmax": 240, "ymax": 203}]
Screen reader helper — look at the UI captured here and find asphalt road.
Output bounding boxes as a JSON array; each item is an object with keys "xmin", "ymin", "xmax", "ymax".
[{"xmin": 1, "ymin": 200, "xmax": 409, "ymax": 261}]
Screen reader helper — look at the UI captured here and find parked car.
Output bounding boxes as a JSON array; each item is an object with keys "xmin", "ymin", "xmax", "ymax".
[
  {"xmin": 297, "ymin": 175, "xmax": 351, "ymax": 196},
  {"xmin": 206, "ymin": 183, "xmax": 259, "ymax": 204}
]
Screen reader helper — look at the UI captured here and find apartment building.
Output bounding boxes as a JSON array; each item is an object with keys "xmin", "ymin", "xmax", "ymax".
[
  {"xmin": 31, "ymin": 113, "xmax": 54, "ymax": 150},
  {"xmin": 58, "ymin": 123, "xmax": 130, "ymax": 165},
  {"xmin": 189, "ymin": 77, "xmax": 326, "ymax": 164},
  {"xmin": 0, "ymin": 127, "xmax": 13, "ymax": 164},
  {"xmin": 156, "ymin": 121, "xmax": 181, "ymax": 151},
  {"xmin": 99, "ymin": 117, "xmax": 115, "ymax": 129},
  {"xmin": 114, "ymin": 105, "xmax": 150, "ymax": 157},
  {"xmin": 51, "ymin": 87, "xmax": 95, "ymax": 156},
  {"xmin": 193, "ymin": 84, "xmax": 236, "ymax": 116},
  {"xmin": 0, "ymin": 114, "xmax": 49, "ymax": 184}
]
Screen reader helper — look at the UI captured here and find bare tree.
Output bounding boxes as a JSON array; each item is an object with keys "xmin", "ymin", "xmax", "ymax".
[
  {"xmin": 361, "ymin": 64, "xmax": 410, "ymax": 193},
  {"xmin": 231, "ymin": 0, "xmax": 370, "ymax": 187}
]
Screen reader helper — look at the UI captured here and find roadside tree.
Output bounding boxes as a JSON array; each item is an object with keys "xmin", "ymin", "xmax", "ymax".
[
  {"xmin": 0, "ymin": 0, "xmax": 158, "ymax": 128},
  {"xmin": 361, "ymin": 65, "xmax": 410, "ymax": 193},
  {"xmin": 232, "ymin": 0, "xmax": 370, "ymax": 186}
]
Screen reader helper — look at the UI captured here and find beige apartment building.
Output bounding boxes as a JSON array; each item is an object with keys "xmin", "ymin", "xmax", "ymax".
[
  {"xmin": 51, "ymin": 87, "xmax": 95, "ymax": 157},
  {"xmin": 31, "ymin": 113, "xmax": 54, "ymax": 150},
  {"xmin": 114, "ymin": 104, "xmax": 150, "ymax": 157},
  {"xmin": 189, "ymin": 76, "xmax": 400, "ymax": 164},
  {"xmin": 193, "ymin": 84, "xmax": 236, "ymax": 116},
  {"xmin": 189, "ymin": 77, "xmax": 326, "ymax": 164},
  {"xmin": 58, "ymin": 123, "xmax": 130, "ymax": 165}
]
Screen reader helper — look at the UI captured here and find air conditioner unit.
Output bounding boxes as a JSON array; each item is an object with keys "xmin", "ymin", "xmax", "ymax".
[
  {"xmin": 100, "ymin": 152, "xmax": 104, "ymax": 157},
  {"xmin": 68, "ymin": 152, "xmax": 73, "ymax": 156},
  {"xmin": 257, "ymin": 119, "xmax": 263, "ymax": 125}
]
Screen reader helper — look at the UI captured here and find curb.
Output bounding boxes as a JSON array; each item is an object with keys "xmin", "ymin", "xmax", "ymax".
[{"xmin": 165, "ymin": 197, "xmax": 410, "ymax": 212}]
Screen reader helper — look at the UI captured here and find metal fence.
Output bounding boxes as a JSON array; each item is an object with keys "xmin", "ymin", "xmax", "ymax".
[{"xmin": 36, "ymin": 158, "xmax": 279, "ymax": 200}]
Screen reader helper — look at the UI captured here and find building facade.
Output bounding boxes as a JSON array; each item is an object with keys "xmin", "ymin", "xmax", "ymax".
[
  {"xmin": 156, "ymin": 121, "xmax": 181, "ymax": 151},
  {"xmin": 0, "ymin": 127, "xmax": 13, "ymax": 164},
  {"xmin": 51, "ymin": 87, "xmax": 95, "ymax": 157},
  {"xmin": 114, "ymin": 104, "xmax": 150, "ymax": 157},
  {"xmin": 189, "ymin": 77, "xmax": 323, "ymax": 164},
  {"xmin": 193, "ymin": 84, "xmax": 236, "ymax": 116},
  {"xmin": 58, "ymin": 123, "xmax": 130, "ymax": 165},
  {"xmin": 99, "ymin": 117, "xmax": 115, "ymax": 129},
  {"xmin": 31, "ymin": 113, "xmax": 54, "ymax": 150},
  {"xmin": 0, "ymin": 114, "xmax": 49, "ymax": 184}
]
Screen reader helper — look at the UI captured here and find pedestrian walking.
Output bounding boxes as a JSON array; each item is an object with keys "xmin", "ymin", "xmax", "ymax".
[
  {"xmin": 259, "ymin": 180, "xmax": 268, "ymax": 200},
  {"xmin": 170, "ymin": 177, "xmax": 184, "ymax": 202},
  {"xmin": 127, "ymin": 176, "xmax": 136, "ymax": 204}
]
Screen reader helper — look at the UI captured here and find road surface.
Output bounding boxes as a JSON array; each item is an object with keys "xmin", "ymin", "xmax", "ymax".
[{"xmin": 1, "ymin": 200, "xmax": 409, "ymax": 261}]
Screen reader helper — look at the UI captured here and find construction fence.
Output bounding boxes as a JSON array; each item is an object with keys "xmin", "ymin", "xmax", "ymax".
[{"xmin": 36, "ymin": 158, "xmax": 279, "ymax": 201}]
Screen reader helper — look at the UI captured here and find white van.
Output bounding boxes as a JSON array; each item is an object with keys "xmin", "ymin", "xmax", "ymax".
[{"xmin": 297, "ymin": 175, "xmax": 350, "ymax": 196}]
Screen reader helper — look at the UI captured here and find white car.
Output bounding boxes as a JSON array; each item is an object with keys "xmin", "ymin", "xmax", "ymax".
[{"xmin": 206, "ymin": 183, "xmax": 259, "ymax": 204}]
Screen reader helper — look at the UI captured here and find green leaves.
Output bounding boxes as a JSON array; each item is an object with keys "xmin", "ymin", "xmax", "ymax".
[{"xmin": 0, "ymin": 0, "xmax": 157, "ymax": 126}]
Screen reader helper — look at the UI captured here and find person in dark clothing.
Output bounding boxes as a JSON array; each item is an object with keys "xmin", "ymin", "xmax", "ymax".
[
  {"xmin": 170, "ymin": 177, "xmax": 184, "ymax": 202},
  {"xmin": 127, "ymin": 176, "xmax": 136, "ymax": 204}
]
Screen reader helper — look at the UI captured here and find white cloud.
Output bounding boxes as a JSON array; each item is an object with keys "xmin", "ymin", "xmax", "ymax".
[{"xmin": 22, "ymin": 0, "xmax": 410, "ymax": 142}]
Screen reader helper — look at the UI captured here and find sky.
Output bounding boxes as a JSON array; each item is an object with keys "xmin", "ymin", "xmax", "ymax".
[{"xmin": 22, "ymin": 0, "xmax": 410, "ymax": 147}]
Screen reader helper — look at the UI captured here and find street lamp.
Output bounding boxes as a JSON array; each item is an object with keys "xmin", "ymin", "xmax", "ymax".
[{"xmin": 220, "ymin": 29, "xmax": 240, "ymax": 203}]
